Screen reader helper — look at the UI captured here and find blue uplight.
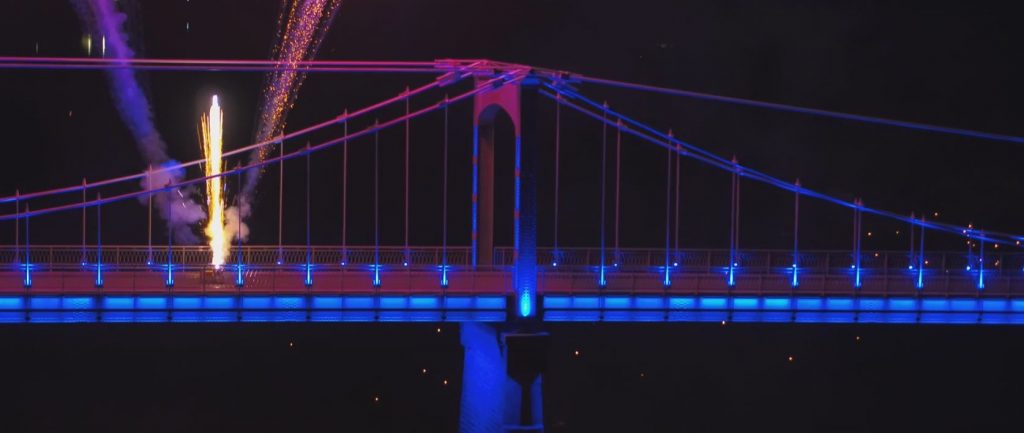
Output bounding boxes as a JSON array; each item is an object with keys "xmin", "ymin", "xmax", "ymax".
[
  {"xmin": 791, "ymin": 264, "xmax": 799, "ymax": 288},
  {"xmin": 519, "ymin": 292, "xmax": 532, "ymax": 317},
  {"xmin": 165, "ymin": 263, "xmax": 174, "ymax": 287},
  {"xmin": 305, "ymin": 263, "xmax": 313, "ymax": 287},
  {"xmin": 371, "ymin": 264, "xmax": 381, "ymax": 287}
]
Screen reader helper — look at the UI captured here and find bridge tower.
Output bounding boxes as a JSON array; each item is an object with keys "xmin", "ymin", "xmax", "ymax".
[
  {"xmin": 472, "ymin": 71, "xmax": 540, "ymax": 321},
  {"xmin": 462, "ymin": 71, "xmax": 548, "ymax": 433}
]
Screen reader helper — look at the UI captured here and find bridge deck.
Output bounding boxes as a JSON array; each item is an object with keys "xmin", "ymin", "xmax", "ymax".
[{"xmin": 2, "ymin": 246, "xmax": 1022, "ymax": 324}]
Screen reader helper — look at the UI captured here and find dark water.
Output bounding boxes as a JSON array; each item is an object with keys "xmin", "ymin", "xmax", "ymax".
[{"xmin": 1, "ymin": 323, "xmax": 1022, "ymax": 432}]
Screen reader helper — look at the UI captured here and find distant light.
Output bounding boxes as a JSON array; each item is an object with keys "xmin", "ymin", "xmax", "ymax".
[
  {"xmin": 340, "ymin": 261, "xmax": 346, "ymax": 266},
  {"xmin": 640, "ymin": 372, "xmax": 646, "ymax": 378},
  {"xmin": 874, "ymin": 253, "xmax": 879, "ymax": 257},
  {"xmin": 436, "ymin": 327, "xmax": 441, "ymax": 334},
  {"xmin": 673, "ymin": 262, "xmax": 679, "ymax": 267},
  {"xmin": 403, "ymin": 262, "xmax": 408, "ymax": 267},
  {"xmin": 288, "ymin": 341, "xmax": 294, "ymax": 348},
  {"xmin": 855, "ymin": 336, "xmax": 861, "ymax": 342},
  {"xmin": 933, "ymin": 212, "xmax": 939, "ymax": 218},
  {"xmin": 720, "ymin": 320, "xmax": 727, "ymax": 326},
  {"xmin": 551, "ymin": 262, "xmax": 558, "ymax": 267},
  {"xmin": 788, "ymin": 356, "xmax": 794, "ymax": 362},
  {"xmin": 895, "ymin": 230, "xmax": 900, "ymax": 235},
  {"xmin": 924, "ymin": 260, "xmax": 929, "ymax": 265},
  {"xmin": 442, "ymin": 379, "xmax": 448, "ymax": 386},
  {"xmin": 573, "ymin": 349, "xmax": 580, "ymax": 357},
  {"xmin": 421, "ymin": 368, "xmax": 427, "ymax": 374},
  {"xmin": 373, "ymin": 396, "xmax": 380, "ymax": 403}
]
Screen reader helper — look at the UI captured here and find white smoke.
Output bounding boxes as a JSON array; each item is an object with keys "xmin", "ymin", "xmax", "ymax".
[
  {"xmin": 138, "ymin": 161, "xmax": 205, "ymax": 244},
  {"xmin": 224, "ymin": 204, "xmax": 251, "ymax": 244}
]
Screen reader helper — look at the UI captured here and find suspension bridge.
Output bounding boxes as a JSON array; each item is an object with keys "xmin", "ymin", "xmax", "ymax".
[
  {"xmin": 1, "ymin": 57, "xmax": 1022, "ymax": 325},
  {"xmin": 4, "ymin": 56, "xmax": 1024, "ymax": 432}
]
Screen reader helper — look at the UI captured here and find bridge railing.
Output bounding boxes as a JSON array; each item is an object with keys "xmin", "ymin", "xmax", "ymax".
[{"xmin": 0, "ymin": 245, "xmax": 1016, "ymax": 275}]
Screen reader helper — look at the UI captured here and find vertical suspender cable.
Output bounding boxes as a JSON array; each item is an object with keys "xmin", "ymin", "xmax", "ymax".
[
  {"xmin": 917, "ymin": 216, "xmax": 925, "ymax": 289},
  {"xmin": 614, "ymin": 118, "xmax": 622, "ymax": 265},
  {"xmin": 277, "ymin": 139, "xmax": 284, "ymax": 265},
  {"xmin": 728, "ymin": 157, "xmax": 738, "ymax": 287},
  {"xmin": 978, "ymin": 236, "xmax": 985, "ymax": 289},
  {"xmin": 23, "ymin": 204, "xmax": 30, "ymax": 288},
  {"xmin": 373, "ymin": 121, "xmax": 381, "ymax": 287},
  {"xmin": 341, "ymin": 109, "xmax": 349, "ymax": 265},
  {"xmin": 909, "ymin": 212, "xmax": 915, "ymax": 270},
  {"xmin": 792, "ymin": 179, "xmax": 800, "ymax": 288},
  {"xmin": 96, "ymin": 193, "xmax": 102, "ymax": 288},
  {"xmin": 664, "ymin": 131, "xmax": 674, "ymax": 288},
  {"xmin": 81, "ymin": 178, "xmax": 87, "ymax": 265},
  {"xmin": 147, "ymin": 165, "xmax": 153, "ymax": 265},
  {"xmin": 14, "ymin": 189, "xmax": 18, "ymax": 265},
  {"xmin": 853, "ymin": 199, "xmax": 862, "ymax": 288},
  {"xmin": 442, "ymin": 95, "xmax": 449, "ymax": 287},
  {"xmin": 599, "ymin": 102, "xmax": 608, "ymax": 287},
  {"xmin": 673, "ymin": 139, "xmax": 681, "ymax": 265},
  {"xmin": 404, "ymin": 87, "xmax": 411, "ymax": 266},
  {"xmin": 553, "ymin": 93, "xmax": 562, "ymax": 266},
  {"xmin": 236, "ymin": 168, "xmax": 244, "ymax": 287},
  {"xmin": 166, "ymin": 201, "xmax": 173, "ymax": 287},
  {"xmin": 305, "ymin": 143, "xmax": 312, "ymax": 287}
]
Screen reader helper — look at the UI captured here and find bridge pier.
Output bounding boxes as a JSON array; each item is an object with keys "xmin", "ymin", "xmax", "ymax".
[{"xmin": 460, "ymin": 322, "xmax": 548, "ymax": 433}]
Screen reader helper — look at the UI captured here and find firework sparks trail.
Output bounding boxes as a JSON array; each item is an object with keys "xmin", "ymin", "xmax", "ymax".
[
  {"xmin": 70, "ymin": 0, "xmax": 205, "ymax": 243},
  {"xmin": 241, "ymin": 0, "xmax": 343, "ymax": 210},
  {"xmin": 201, "ymin": 96, "xmax": 227, "ymax": 268}
]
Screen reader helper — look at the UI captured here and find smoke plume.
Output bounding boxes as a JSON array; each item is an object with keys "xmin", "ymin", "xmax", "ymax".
[{"xmin": 71, "ymin": 0, "xmax": 205, "ymax": 243}]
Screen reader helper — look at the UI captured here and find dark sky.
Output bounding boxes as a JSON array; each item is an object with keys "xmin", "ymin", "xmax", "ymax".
[
  {"xmin": 1, "ymin": 0, "xmax": 1023, "ymax": 251},
  {"xmin": 2, "ymin": 2, "xmax": 1024, "ymax": 432}
]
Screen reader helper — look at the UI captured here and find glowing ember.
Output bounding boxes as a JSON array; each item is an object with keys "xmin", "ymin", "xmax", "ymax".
[
  {"xmin": 201, "ymin": 95, "xmax": 227, "ymax": 269},
  {"xmin": 241, "ymin": 0, "xmax": 342, "ymax": 204}
]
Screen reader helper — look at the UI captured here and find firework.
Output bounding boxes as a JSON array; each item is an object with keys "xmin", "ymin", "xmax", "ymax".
[
  {"xmin": 242, "ymin": 0, "xmax": 343, "ymax": 203},
  {"xmin": 201, "ymin": 95, "xmax": 227, "ymax": 269}
]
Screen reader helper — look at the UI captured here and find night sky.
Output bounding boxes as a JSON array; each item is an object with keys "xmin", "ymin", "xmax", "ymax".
[{"xmin": 2, "ymin": 1, "xmax": 1024, "ymax": 432}]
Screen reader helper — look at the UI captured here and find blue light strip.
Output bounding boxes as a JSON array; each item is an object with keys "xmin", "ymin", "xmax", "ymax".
[
  {"xmin": 543, "ymin": 295, "xmax": 1024, "ymax": 324},
  {"xmin": 0, "ymin": 295, "xmax": 507, "ymax": 324}
]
